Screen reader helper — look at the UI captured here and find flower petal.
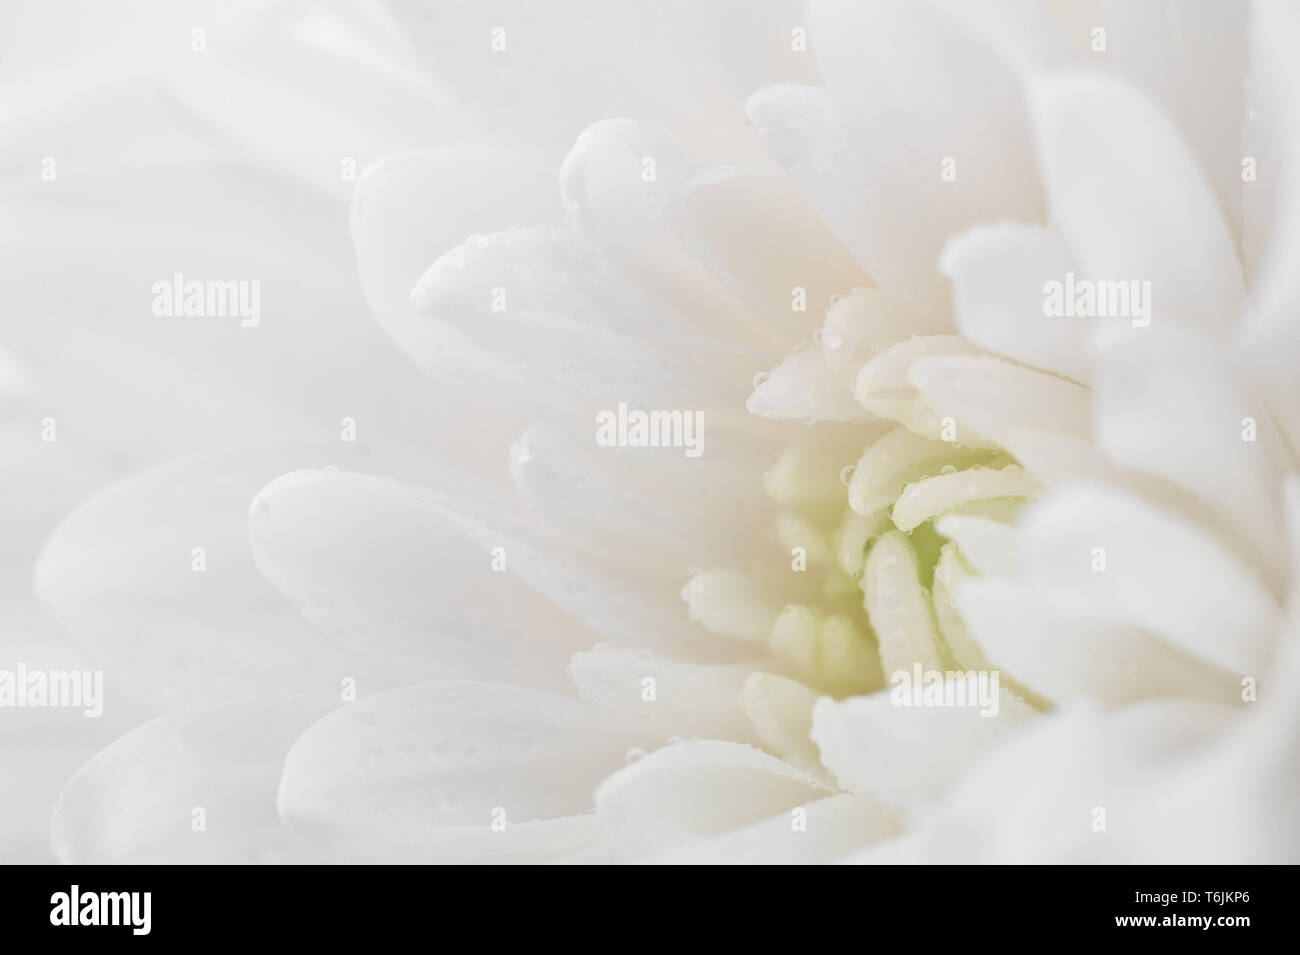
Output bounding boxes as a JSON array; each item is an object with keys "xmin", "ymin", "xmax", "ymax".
[
  {"xmin": 940, "ymin": 221, "xmax": 1090, "ymax": 383},
  {"xmin": 854, "ymin": 336, "xmax": 999, "ymax": 445},
  {"xmin": 1097, "ymin": 0, "xmax": 1246, "ymax": 233},
  {"xmin": 387, "ymin": 0, "xmax": 814, "ymax": 158},
  {"xmin": 1237, "ymin": 0, "xmax": 1300, "ymax": 454},
  {"xmin": 933, "ymin": 513, "xmax": 1019, "ymax": 576},
  {"xmin": 1090, "ymin": 323, "xmax": 1286, "ymax": 579},
  {"xmin": 908, "ymin": 354, "xmax": 1092, "ymax": 445},
  {"xmin": 350, "ymin": 147, "xmax": 561, "ymax": 411},
  {"xmin": 33, "ymin": 448, "xmax": 399, "ymax": 710},
  {"xmin": 845, "ymin": 699, "xmax": 1241, "ymax": 863},
  {"xmin": 646, "ymin": 793, "xmax": 900, "ymax": 864},
  {"xmin": 682, "ymin": 573, "xmax": 780, "ymax": 644},
  {"xmin": 749, "ymin": 345, "xmax": 872, "ymax": 422},
  {"xmin": 410, "ymin": 225, "xmax": 746, "ymax": 409},
  {"xmin": 848, "ymin": 426, "xmax": 999, "ymax": 515},
  {"xmin": 891, "ymin": 465, "xmax": 1039, "ymax": 533},
  {"xmin": 811, "ymin": 687, "xmax": 1036, "ymax": 807},
  {"xmin": 805, "ymin": 0, "xmax": 1045, "ymax": 314},
  {"xmin": 862, "ymin": 531, "xmax": 944, "ymax": 675},
  {"xmin": 248, "ymin": 469, "xmax": 592, "ymax": 691},
  {"xmin": 738, "ymin": 671, "xmax": 826, "ymax": 772},
  {"xmin": 1011, "ymin": 483, "xmax": 1280, "ymax": 675},
  {"xmin": 954, "ymin": 579, "xmax": 1242, "ymax": 706},
  {"xmin": 164, "ymin": 0, "xmax": 459, "ymax": 197},
  {"xmin": 558, "ymin": 119, "xmax": 777, "ymax": 351},
  {"xmin": 594, "ymin": 739, "xmax": 830, "ymax": 860},
  {"xmin": 1028, "ymin": 69, "xmax": 1243, "ymax": 336},
  {"xmin": 278, "ymin": 681, "xmax": 647, "ymax": 863},
  {"xmin": 51, "ymin": 699, "xmax": 336, "ymax": 863},
  {"xmin": 569, "ymin": 647, "xmax": 759, "ymax": 743},
  {"xmin": 674, "ymin": 167, "xmax": 873, "ymax": 335}
]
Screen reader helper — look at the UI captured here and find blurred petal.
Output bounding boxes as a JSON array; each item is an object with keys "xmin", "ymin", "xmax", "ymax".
[
  {"xmin": 1012, "ymin": 483, "xmax": 1280, "ymax": 675},
  {"xmin": 811, "ymin": 687, "xmax": 1036, "ymax": 807},
  {"xmin": 739, "ymin": 671, "xmax": 826, "ymax": 772},
  {"xmin": 941, "ymin": 222, "xmax": 1090, "ymax": 383},
  {"xmin": 386, "ymin": 0, "xmax": 814, "ymax": 158},
  {"xmin": 1238, "ymin": 0, "xmax": 1300, "ymax": 451},
  {"xmin": 278, "ymin": 681, "xmax": 648, "ymax": 863},
  {"xmin": 1029, "ymin": 69, "xmax": 1243, "ymax": 336},
  {"xmin": 594, "ymin": 739, "xmax": 830, "ymax": 860},
  {"xmin": 569, "ymin": 647, "xmax": 759, "ymax": 743},
  {"xmin": 1098, "ymin": 0, "xmax": 1246, "ymax": 233},
  {"xmin": 908, "ymin": 354, "xmax": 1092, "ymax": 446},
  {"xmin": 647, "ymin": 793, "xmax": 900, "ymax": 864},
  {"xmin": 52, "ymin": 699, "xmax": 336, "ymax": 863},
  {"xmin": 806, "ymin": 0, "xmax": 1045, "ymax": 315},
  {"xmin": 33, "ymin": 447, "xmax": 414, "ymax": 709},
  {"xmin": 1090, "ymin": 323, "xmax": 1286, "ymax": 579},
  {"xmin": 249, "ymin": 469, "xmax": 594, "ymax": 691},
  {"xmin": 954, "ymin": 579, "xmax": 1242, "ymax": 706}
]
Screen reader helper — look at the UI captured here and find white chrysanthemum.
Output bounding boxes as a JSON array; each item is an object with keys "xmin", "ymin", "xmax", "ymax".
[{"xmin": 10, "ymin": 0, "xmax": 1300, "ymax": 864}]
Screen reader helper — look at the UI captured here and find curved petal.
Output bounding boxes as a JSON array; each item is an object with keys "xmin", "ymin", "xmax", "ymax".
[
  {"xmin": 738, "ymin": 671, "xmax": 826, "ymax": 772},
  {"xmin": 1012, "ymin": 483, "xmax": 1280, "ymax": 675},
  {"xmin": 908, "ymin": 354, "xmax": 1092, "ymax": 446},
  {"xmin": 890, "ymin": 465, "xmax": 1039, "ymax": 533},
  {"xmin": 248, "ymin": 469, "xmax": 593, "ymax": 691},
  {"xmin": 863, "ymin": 532, "xmax": 945, "ymax": 675},
  {"xmin": 1237, "ymin": 0, "xmax": 1300, "ymax": 452},
  {"xmin": 277, "ymin": 681, "xmax": 649, "ymax": 863},
  {"xmin": 940, "ymin": 221, "xmax": 1090, "ymax": 383},
  {"xmin": 849, "ymin": 427, "xmax": 999, "ymax": 515},
  {"xmin": 410, "ymin": 225, "xmax": 744, "ymax": 409},
  {"xmin": 1090, "ymin": 323, "xmax": 1286, "ymax": 579},
  {"xmin": 646, "ymin": 793, "xmax": 900, "ymax": 864},
  {"xmin": 1029, "ymin": 69, "xmax": 1243, "ymax": 336},
  {"xmin": 51, "ymin": 699, "xmax": 337, "ymax": 863},
  {"xmin": 806, "ymin": 0, "xmax": 1045, "ymax": 314},
  {"xmin": 386, "ymin": 0, "xmax": 814, "ymax": 158},
  {"xmin": 1097, "ymin": 0, "xmax": 1246, "ymax": 233},
  {"xmin": 811, "ymin": 687, "xmax": 1036, "ymax": 807},
  {"xmin": 674, "ymin": 167, "xmax": 873, "ymax": 335},
  {"xmin": 594, "ymin": 739, "xmax": 830, "ymax": 860},
  {"xmin": 749, "ymin": 345, "xmax": 871, "ymax": 422},
  {"xmin": 954, "ymin": 579, "xmax": 1243, "ymax": 706},
  {"xmin": 33, "ymin": 447, "xmax": 408, "ymax": 710},
  {"xmin": 846, "ymin": 700, "xmax": 1243, "ymax": 863},
  {"xmin": 569, "ymin": 647, "xmax": 760, "ymax": 743},
  {"xmin": 558, "ymin": 119, "xmax": 776, "ymax": 350},
  {"xmin": 350, "ymin": 147, "xmax": 562, "ymax": 415}
]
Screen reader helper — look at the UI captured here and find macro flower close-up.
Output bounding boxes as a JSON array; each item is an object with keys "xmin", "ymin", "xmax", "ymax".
[{"xmin": 3, "ymin": 0, "xmax": 1299, "ymax": 873}]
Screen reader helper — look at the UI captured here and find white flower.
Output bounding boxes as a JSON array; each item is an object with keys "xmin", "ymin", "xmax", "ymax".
[{"xmin": 10, "ymin": 0, "xmax": 1300, "ymax": 864}]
